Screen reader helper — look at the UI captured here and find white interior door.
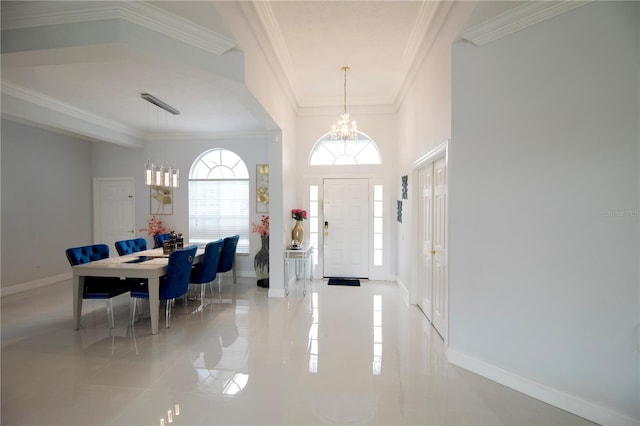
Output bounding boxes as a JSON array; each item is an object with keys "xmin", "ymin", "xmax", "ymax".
[
  {"xmin": 323, "ymin": 178, "xmax": 369, "ymax": 278},
  {"xmin": 432, "ymin": 157, "xmax": 448, "ymax": 339},
  {"xmin": 416, "ymin": 156, "xmax": 448, "ymax": 340},
  {"xmin": 93, "ymin": 178, "xmax": 136, "ymax": 252},
  {"xmin": 418, "ymin": 164, "xmax": 434, "ymax": 321}
]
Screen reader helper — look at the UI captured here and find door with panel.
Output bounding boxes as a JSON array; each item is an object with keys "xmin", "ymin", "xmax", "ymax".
[
  {"xmin": 418, "ymin": 164, "xmax": 434, "ymax": 321},
  {"xmin": 323, "ymin": 178, "xmax": 369, "ymax": 278},
  {"xmin": 416, "ymin": 156, "xmax": 448, "ymax": 340},
  {"xmin": 93, "ymin": 178, "xmax": 136, "ymax": 251},
  {"xmin": 431, "ymin": 157, "xmax": 448, "ymax": 339}
]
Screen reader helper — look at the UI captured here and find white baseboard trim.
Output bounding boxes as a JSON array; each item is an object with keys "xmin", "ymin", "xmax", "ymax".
[
  {"xmin": 448, "ymin": 348, "xmax": 638, "ymax": 426},
  {"xmin": 1, "ymin": 272, "xmax": 71, "ymax": 297}
]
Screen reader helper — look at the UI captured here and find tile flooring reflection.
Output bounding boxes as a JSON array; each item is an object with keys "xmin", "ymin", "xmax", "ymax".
[{"xmin": 1, "ymin": 278, "xmax": 595, "ymax": 425}]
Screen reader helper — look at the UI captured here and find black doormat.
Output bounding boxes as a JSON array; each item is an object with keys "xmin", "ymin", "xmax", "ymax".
[{"xmin": 328, "ymin": 278, "xmax": 360, "ymax": 286}]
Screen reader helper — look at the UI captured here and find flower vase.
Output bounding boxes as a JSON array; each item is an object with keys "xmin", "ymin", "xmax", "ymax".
[
  {"xmin": 292, "ymin": 220, "xmax": 304, "ymax": 246},
  {"xmin": 254, "ymin": 235, "xmax": 269, "ymax": 288}
]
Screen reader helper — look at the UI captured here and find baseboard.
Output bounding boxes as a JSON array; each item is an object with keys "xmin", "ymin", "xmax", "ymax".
[
  {"xmin": 1, "ymin": 272, "xmax": 71, "ymax": 297},
  {"xmin": 448, "ymin": 348, "xmax": 638, "ymax": 426}
]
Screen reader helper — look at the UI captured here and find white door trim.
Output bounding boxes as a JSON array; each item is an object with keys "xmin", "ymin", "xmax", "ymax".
[
  {"xmin": 322, "ymin": 178, "xmax": 369, "ymax": 278},
  {"xmin": 93, "ymin": 177, "xmax": 136, "ymax": 246},
  {"xmin": 411, "ymin": 140, "xmax": 449, "ymax": 343}
]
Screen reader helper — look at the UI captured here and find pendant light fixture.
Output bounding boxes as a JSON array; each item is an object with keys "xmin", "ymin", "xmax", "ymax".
[
  {"xmin": 141, "ymin": 93, "xmax": 180, "ymax": 188},
  {"xmin": 330, "ymin": 66, "xmax": 358, "ymax": 142}
]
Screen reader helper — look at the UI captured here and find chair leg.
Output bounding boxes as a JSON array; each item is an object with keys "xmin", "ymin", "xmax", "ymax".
[
  {"xmin": 130, "ymin": 298, "xmax": 137, "ymax": 327},
  {"xmin": 165, "ymin": 299, "xmax": 173, "ymax": 328},
  {"xmin": 218, "ymin": 275, "xmax": 222, "ymax": 293},
  {"xmin": 106, "ymin": 299, "xmax": 115, "ymax": 329},
  {"xmin": 200, "ymin": 284, "xmax": 206, "ymax": 305}
]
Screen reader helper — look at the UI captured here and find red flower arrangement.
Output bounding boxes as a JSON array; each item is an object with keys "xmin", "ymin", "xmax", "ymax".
[
  {"xmin": 139, "ymin": 216, "xmax": 172, "ymax": 236},
  {"xmin": 291, "ymin": 209, "xmax": 307, "ymax": 221},
  {"xmin": 251, "ymin": 215, "xmax": 269, "ymax": 237}
]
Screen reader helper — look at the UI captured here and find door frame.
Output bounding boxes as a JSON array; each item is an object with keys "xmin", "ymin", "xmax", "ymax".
[
  {"xmin": 411, "ymin": 140, "xmax": 449, "ymax": 342},
  {"xmin": 322, "ymin": 177, "xmax": 370, "ymax": 279},
  {"xmin": 93, "ymin": 177, "xmax": 136, "ymax": 246},
  {"xmin": 301, "ymin": 173, "xmax": 392, "ymax": 282}
]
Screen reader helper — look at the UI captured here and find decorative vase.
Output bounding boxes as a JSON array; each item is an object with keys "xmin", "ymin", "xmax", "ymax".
[
  {"xmin": 292, "ymin": 220, "xmax": 304, "ymax": 246},
  {"xmin": 254, "ymin": 235, "xmax": 269, "ymax": 288}
]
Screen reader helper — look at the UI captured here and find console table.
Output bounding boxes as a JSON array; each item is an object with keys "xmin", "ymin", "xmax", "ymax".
[{"xmin": 284, "ymin": 245, "xmax": 314, "ymax": 296}]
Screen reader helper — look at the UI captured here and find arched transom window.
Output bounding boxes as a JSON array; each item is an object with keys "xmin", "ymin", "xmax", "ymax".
[
  {"xmin": 189, "ymin": 148, "xmax": 249, "ymax": 252},
  {"xmin": 309, "ymin": 131, "xmax": 381, "ymax": 165}
]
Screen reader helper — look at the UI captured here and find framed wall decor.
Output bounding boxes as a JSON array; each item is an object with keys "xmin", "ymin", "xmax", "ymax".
[
  {"xmin": 256, "ymin": 164, "xmax": 269, "ymax": 213},
  {"xmin": 397, "ymin": 200, "xmax": 403, "ymax": 223},
  {"xmin": 150, "ymin": 185, "xmax": 173, "ymax": 215},
  {"xmin": 401, "ymin": 175, "xmax": 408, "ymax": 200}
]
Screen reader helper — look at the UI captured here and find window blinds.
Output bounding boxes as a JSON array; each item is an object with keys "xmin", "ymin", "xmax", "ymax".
[{"xmin": 188, "ymin": 180, "xmax": 249, "ymax": 253}]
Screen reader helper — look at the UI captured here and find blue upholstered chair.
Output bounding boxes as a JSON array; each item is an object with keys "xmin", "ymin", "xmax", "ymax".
[
  {"xmin": 189, "ymin": 239, "xmax": 224, "ymax": 306},
  {"xmin": 153, "ymin": 233, "xmax": 170, "ymax": 249},
  {"xmin": 130, "ymin": 245, "xmax": 198, "ymax": 328},
  {"xmin": 114, "ymin": 238, "xmax": 147, "ymax": 256},
  {"xmin": 65, "ymin": 244, "xmax": 135, "ymax": 328},
  {"xmin": 216, "ymin": 235, "xmax": 240, "ymax": 293}
]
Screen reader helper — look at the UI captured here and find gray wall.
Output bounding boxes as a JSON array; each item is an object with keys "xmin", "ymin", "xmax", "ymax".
[
  {"xmin": 449, "ymin": 2, "xmax": 639, "ymax": 422},
  {"xmin": 91, "ymin": 137, "xmax": 270, "ymax": 277},
  {"xmin": 1, "ymin": 120, "xmax": 94, "ymax": 288},
  {"xmin": 0, "ymin": 119, "xmax": 270, "ymax": 291}
]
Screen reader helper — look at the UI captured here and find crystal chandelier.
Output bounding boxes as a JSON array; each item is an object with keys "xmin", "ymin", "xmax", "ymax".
[
  {"xmin": 330, "ymin": 66, "xmax": 358, "ymax": 142},
  {"xmin": 141, "ymin": 93, "xmax": 180, "ymax": 188}
]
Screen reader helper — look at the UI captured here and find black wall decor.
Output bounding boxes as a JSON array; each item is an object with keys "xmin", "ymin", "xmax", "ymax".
[
  {"xmin": 401, "ymin": 175, "xmax": 408, "ymax": 200},
  {"xmin": 397, "ymin": 200, "xmax": 403, "ymax": 223}
]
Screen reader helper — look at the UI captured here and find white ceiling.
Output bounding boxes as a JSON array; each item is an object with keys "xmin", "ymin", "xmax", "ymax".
[{"xmin": 1, "ymin": 1, "xmax": 579, "ymax": 146}]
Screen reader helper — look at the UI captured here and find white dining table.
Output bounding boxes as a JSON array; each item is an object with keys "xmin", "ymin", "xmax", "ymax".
[{"xmin": 71, "ymin": 247, "xmax": 204, "ymax": 335}]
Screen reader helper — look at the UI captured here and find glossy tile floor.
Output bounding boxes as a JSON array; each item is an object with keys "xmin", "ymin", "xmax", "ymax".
[{"xmin": 1, "ymin": 277, "xmax": 595, "ymax": 426}]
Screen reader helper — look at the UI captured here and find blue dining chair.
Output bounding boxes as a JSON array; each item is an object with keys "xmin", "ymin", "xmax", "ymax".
[
  {"xmin": 216, "ymin": 235, "xmax": 240, "ymax": 293},
  {"xmin": 114, "ymin": 238, "xmax": 147, "ymax": 256},
  {"xmin": 189, "ymin": 239, "xmax": 224, "ymax": 307},
  {"xmin": 65, "ymin": 244, "xmax": 136, "ymax": 328},
  {"xmin": 153, "ymin": 233, "xmax": 170, "ymax": 249},
  {"xmin": 130, "ymin": 245, "xmax": 198, "ymax": 328}
]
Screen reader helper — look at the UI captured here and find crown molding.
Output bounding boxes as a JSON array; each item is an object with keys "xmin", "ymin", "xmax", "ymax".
[
  {"xmin": 400, "ymin": 1, "xmax": 442, "ymax": 73},
  {"xmin": 1, "ymin": 1, "xmax": 236, "ymax": 56},
  {"xmin": 1, "ymin": 81, "xmax": 143, "ymax": 147},
  {"xmin": 462, "ymin": 1, "xmax": 590, "ymax": 46},
  {"xmin": 145, "ymin": 129, "xmax": 274, "ymax": 142},
  {"xmin": 298, "ymin": 103, "xmax": 396, "ymax": 117},
  {"xmin": 394, "ymin": 1, "xmax": 453, "ymax": 112},
  {"xmin": 251, "ymin": 1, "xmax": 295, "ymax": 78},
  {"xmin": 236, "ymin": 2, "xmax": 299, "ymax": 111},
  {"xmin": 242, "ymin": 1, "xmax": 299, "ymax": 112}
]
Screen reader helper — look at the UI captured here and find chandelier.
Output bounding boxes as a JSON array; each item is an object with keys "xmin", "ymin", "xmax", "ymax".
[
  {"xmin": 141, "ymin": 93, "xmax": 180, "ymax": 188},
  {"xmin": 330, "ymin": 66, "xmax": 358, "ymax": 142}
]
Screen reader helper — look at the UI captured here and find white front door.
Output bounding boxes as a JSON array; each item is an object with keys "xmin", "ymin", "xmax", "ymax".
[
  {"xmin": 93, "ymin": 178, "xmax": 136, "ymax": 252},
  {"xmin": 323, "ymin": 178, "xmax": 369, "ymax": 278}
]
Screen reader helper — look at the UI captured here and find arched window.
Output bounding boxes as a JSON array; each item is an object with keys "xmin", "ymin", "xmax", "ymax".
[
  {"xmin": 309, "ymin": 131, "xmax": 381, "ymax": 165},
  {"xmin": 189, "ymin": 148, "xmax": 249, "ymax": 252}
]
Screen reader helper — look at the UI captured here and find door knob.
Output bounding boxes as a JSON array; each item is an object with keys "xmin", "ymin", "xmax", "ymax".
[
  {"xmin": 430, "ymin": 249, "xmax": 436, "ymax": 255},
  {"xmin": 129, "ymin": 229, "xmax": 135, "ymax": 234}
]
